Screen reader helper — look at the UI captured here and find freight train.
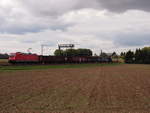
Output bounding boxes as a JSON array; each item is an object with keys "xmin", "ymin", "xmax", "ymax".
[{"xmin": 8, "ymin": 52, "xmax": 112, "ymax": 64}]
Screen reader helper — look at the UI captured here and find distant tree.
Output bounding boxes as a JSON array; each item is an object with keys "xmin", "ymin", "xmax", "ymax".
[
  {"xmin": 54, "ymin": 49, "xmax": 64, "ymax": 56},
  {"xmin": 0, "ymin": 53, "xmax": 9, "ymax": 59},
  {"xmin": 120, "ymin": 52, "xmax": 126, "ymax": 57},
  {"xmin": 134, "ymin": 49, "xmax": 142, "ymax": 64},
  {"xmin": 120, "ymin": 46, "xmax": 150, "ymax": 64},
  {"xmin": 120, "ymin": 52, "xmax": 124, "ymax": 56},
  {"xmin": 142, "ymin": 47, "xmax": 150, "ymax": 64},
  {"xmin": 112, "ymin": 52, "xmax": 118, "ymax": 58},
  {"xmin": 54, "ymin": 48, "xmax": 93, "ymax": 57},
  {"xmin": 63, "ymin": 49, "xmax": 77, "ymax": 57},
  {"xmin": 124, "ymin": 50, "xmax": 134, "ymax": 63},
  {"xmin": 112, "ymin": 52, "xmax": 116, "ymax": 56},
  {"xmin": 76, "ymin": 49, "xmax": 92, "ymax": 56},
  {"xmin": 133, "ymin": 47, "xmax": 150, "ymax": 64}
]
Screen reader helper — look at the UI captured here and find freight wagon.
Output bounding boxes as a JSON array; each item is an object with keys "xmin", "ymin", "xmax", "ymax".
[{"xmin": 39, "ymin": 56, "xmax": 67, "ymax": 64}]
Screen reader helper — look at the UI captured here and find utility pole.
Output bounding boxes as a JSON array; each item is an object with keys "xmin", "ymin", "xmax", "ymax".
[
  {"xmin": 41, "ymin": 45, "xmax": 44, "ymax": 56},
  {"xmin": 41, "ymin": 44, "xmax": 51, "ymax": 56}
]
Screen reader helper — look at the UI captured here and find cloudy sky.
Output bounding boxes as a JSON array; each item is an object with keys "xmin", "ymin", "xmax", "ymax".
[{"xmin": 0, "ymin": 0, "xmax": 150, "ymax": 55}]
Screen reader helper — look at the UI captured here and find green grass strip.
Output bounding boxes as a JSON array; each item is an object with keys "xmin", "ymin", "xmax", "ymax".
[{"xmin": 0, "ymin": 63, "xmax": 122, "ymax": 72}]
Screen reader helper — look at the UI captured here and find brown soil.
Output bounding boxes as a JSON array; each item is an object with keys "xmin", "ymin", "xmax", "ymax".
[{"xmin": 0, "ymin": 64, "xmax": 150, "ymax": 113}]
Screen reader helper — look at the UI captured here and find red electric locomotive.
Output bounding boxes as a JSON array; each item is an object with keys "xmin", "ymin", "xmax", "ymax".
[{"xmin": 9, "ymin": 52, "xmax": 39, "ymax": 64}]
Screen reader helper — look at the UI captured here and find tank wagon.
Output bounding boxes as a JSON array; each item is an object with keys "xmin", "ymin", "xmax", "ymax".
[{"xmin": 8, "ymin": 52, "xmax": 112, "ymax": 64}]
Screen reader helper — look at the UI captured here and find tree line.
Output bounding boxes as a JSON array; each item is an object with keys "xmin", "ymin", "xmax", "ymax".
[
  {"xmin": 54, "ymin": 49, "xmax": 93, "ymax": 57},
  {"xmin": 121, "ymin": 47, "xmax": 150, "ymax": 64},
  {"xmin": 0, "ymin": 53, "xmax": 9, "ymax": 59}
]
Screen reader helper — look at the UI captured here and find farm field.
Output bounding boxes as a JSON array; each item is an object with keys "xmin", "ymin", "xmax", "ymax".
[{"xmin": 0, "ymin": 64, "xmax": 150, "ymax": 113}]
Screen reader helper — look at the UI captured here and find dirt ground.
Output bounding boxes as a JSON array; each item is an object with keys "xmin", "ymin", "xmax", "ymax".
[{"xmin": 0, "ymin": 64, "xmax": 150, "ymax": 113}]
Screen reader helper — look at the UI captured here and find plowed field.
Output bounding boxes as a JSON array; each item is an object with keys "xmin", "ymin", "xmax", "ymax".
[{"xmin": 0, "ymin": 64, "xmax": 150, "ymax": 113}]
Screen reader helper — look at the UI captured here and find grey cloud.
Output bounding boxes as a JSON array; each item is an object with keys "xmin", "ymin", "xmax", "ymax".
[
  {"xmin": 0, "ymin": 0, "xmax": 74, "ymax": 34},
  {"xmin": 1, "ymin": 0, "xmax": 150, "ymax": 34},
  {"xmin": 20, "ymin": 0, "xmax": 81, "ymax": 17},
  {"xmin": 0, "ymin": 24, "xmax": 70, "ymax": 34},
  {"xmin": 20, "ymin": 0, "xmax": 150, "ymax": 17},
  {"xmin": 0, "ymin": 7, "xmax": 71, "ymax": 34},
  {"xmin": 94, "ymin": 0, "xmax": 150, "ymax": 12},
  {"xmin": 21, "ymin": 40, "xmax": 36, "ymax": 44},
  {"xmin": 114, "ymin": 33, "xmax": 150, "ymax": 47},
  {"xmin": 0, "ymin": 26, "xmax": 43, "ymax": 34}
]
